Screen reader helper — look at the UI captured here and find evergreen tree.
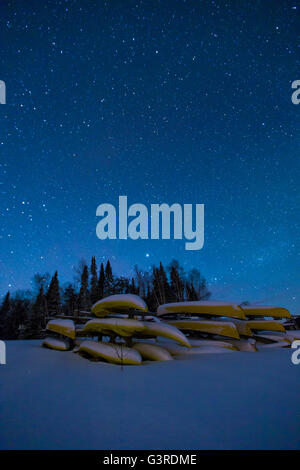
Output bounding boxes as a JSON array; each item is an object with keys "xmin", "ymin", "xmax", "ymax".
[
  {"xmin": 46, "ymin": 271, "xmax": 60, "ymax": 314},
  {"xmin": 170, "ymin": 264, "xmax": 185, "ymax": 301},
  {"xmin": 6, "ymin": 298, "xmax": 31, "ymax": 339},
  {"xmin": 128, "ymin": 278, "xmax": 139, "ymax": 295},
  {"xmin": 78, "ymin": 265, "xmax": 90, "ymax": 311},
  {"xmin": 29, "ymin": 286, "xmax": 47, "ymax": 337},
  {"xmin": 104, "ymin": 260, "xmax": 114, "ymax": 296},
  {"xmin": 63, "ymin": 284, "xmax": 77, "ymax": 315},
  {"xmin": 159, "ymin": 262, "xmax": 173, "ymax": 303},
  {"xmin": 0, "ymin": 292, "xmax": 11, "ymax": 339},
  {"xmin": 90, "ymin": 256, "xmax": 99, "ymax": 305},
  {"xmin": 97, "ymin": 262, "xmax": 105, "ymax": 299}
]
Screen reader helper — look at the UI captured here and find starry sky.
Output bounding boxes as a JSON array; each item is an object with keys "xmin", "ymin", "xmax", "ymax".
[{"xmin": 0, "ymin": 0, "xmax": 299, "ymax": 313}]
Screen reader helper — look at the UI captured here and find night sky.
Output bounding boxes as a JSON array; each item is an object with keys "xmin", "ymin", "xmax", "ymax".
[{"xmin": 0, "ymin": 1, "xmax": 299, "ymax": 313}]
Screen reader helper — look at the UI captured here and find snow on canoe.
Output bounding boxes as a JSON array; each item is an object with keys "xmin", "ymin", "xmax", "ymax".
[
  {"xmin": 79, "ymin": 340, "xmax": 142, "ymax": 365},
  {"xmin": 222, "ymin": 318, "xmax": 253, "ymax": 337},
  {"xmin": 133, "ymin": 342, "xmax": 173, "ymax": 361},
  {"xmin": 83, "ymin": 318, "xmax": 145, "ymax": 337},
  {"xmin": 42, "ymin": 337, "xmax": 70, "ymax": 351},
  {"xmin": 230, "ymin": 339, "xmax": 257, "ymax": 352},
  {"xmin": 286, "ymin": 330, "xmax": 300, "ymax": 342},
  {"xmin": 139, "ymin": 321, "xmax": 191, "ymax": 347},
  {"xmin": 256, "ymin": 339, "xmax": 291, "ymax": 349},
  {"xmin": 246, "ymin": 320, "xmax": 286, "ymax": 333},
  {"xmin": 156, "ymin": 342, "xmax": 236, "ymax": 355},
  {"xmin": 187, "ymin": 338, "xmax": 237, "ymax": 350},
  {"xmin": 157, "ymin": 301, "xmax": 246, "ymax": 319},
  {"xmin": 91, "ymin": 294, "xmax": 148, "ymax": 317},
  {"xmin": 46, "ymin": 319, "xmax": 76, "ymax": 339},
  {"xmin": 167, "ymin": 319, "xmax": 240, "ymax": 339},
  {"xmin": 254, "ymin": 333, "xmax": 291, "ymax": 346},
  {"xmin": 241, "ymin": 305, "xmax": 291, "ymax": 319}
]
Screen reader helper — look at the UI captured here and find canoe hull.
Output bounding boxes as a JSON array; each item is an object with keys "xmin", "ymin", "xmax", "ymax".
[{"xmin": 79, "ymin": 340, "xmax": 142, "ymax": 365}]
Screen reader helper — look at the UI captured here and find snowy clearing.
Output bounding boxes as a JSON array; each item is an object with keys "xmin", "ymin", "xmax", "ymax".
[{"xmin": 0, "ymin": 340, "xmax": 299, "ymax": 450}]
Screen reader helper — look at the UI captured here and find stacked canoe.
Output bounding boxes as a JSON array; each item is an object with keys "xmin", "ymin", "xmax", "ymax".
[
  {"xmin": 43, "ymin": 294, "xmax": 190, "ymax": 365},
  {"xmin": 157, "ymin": 301, "xmax": 295, "ymax": 353},
  {"xmin": 42, "ymin": 295, "xmax": 296, "ymax": 364}
]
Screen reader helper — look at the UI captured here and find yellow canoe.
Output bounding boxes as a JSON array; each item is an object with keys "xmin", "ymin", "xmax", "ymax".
[
  {"xmin": 84, "ymin": 318, "xmax": 145, "ymax": 337},
  {"xmin": 157, "ymin": 301, "xmax": 246, "ymax": 319},
  {"xmin": 140, "ymin": 321, "xmax": 191, "ymax": 347},
  {"xmin": 167, "ymin": 319, "xmax": 240, "ymax": 339},
  {"xmin": 241, "ymin": 305, "xmax": 291, "ymax": 319},
  {"xmin": 91, "ymin": 294, "xmax": 148, "ymax": 317},
  {"xmin": 286, "ymin": 330, "xmax": 300, "ymax": 342},
  {"xmin": 255, "ymin": 334, "xmax": 291, "ymax": 348},
  {"xmin": 133, "ymin": 342, "xmax": 173, "ymax": 361},
  {"xmin": 46, "ymin": 319, "xmax": 75, "ymax": 339},
  {"xmin": 79, "ymin": 340, "xmax": 142, "ymax": 365},
  {"xmin": 42, "ymin": 337, "xmax": 70, "ymax": 351},
  {"xmin": 223, "ymin": 318, "xmax": 253, "ymax": 337},
  {"xmin": 254, "ymin": 333, "xmax": 291, "ymax": 345},
  {"xmin": 247, "ymin": 320, "xmax": 286, "ymax": 333},
  {"xmin": 156, "ymin": 342, "xmax": 236, "ymax": 355},
  {"xmin": 188, "ymin": 338, "xmax": 237, "ymax": 350}
]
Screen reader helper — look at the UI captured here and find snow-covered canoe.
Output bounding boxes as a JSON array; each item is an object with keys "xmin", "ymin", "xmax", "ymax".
[
  {"xmin": 42, "ymin": 337, "xmax": 70, "ymax": 351},
  {"xmin": 186, "ymin": 338, "xmax": 237, "ymax": 350},
  {"xmin": 254, "ymin": 333, "xmax": 291, "ymax": 348},
  {"xmin": 84, "ymin": 318, "xmax": 145, "ymax": 337},
  {"xmin": 156, "ymin": 342, "xmax": 236, "ymax": 356},
  {"xmin": 79, "ymin": 340, "xmax": 142, "ymax": 365},
  {"xmin": 241, "ymin": 305, "xmax": 291, "ymax": 319},
  {"xmin": 133, "ymin": 342, "xmax": 173, "ymax": 361},
  {"xmin": 286, "ymin": 330, "xmax": 300, "ymax": 342},
  {"xmin": 230, "ymin": 339, "xmax": 257, "ymax": 352},
  {"xmin": 139, "ymin": 321, "xmax": 191, "ymax": 347},
  {"xmin": 157, "ymin": 301, "xmax": 246, "ymax": 319},
  {"xmin": 46, "ymin": 319, "xmax": 76, "ymax": 339},
  {"xmin": 222, "ymin": 318, "xmax": 253, "ymax": 337},
  {"xmin": 91, "ymin": 294, "xmax": 148, "ymax": 317},
  {"xmin": 246, "ymin": 320, "xmax": 286, "ymax": 333},
  {"xmin": 84, "ymin": 318, "xmax": 190, "ymax": 347},
  {"xmin": 167, "ymin": 319, "xmax": 240, "ymax": 339}
]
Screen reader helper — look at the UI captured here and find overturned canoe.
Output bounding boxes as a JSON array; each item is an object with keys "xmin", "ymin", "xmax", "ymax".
[
  {"xmin": 157, "ymin": 301, "xmax": 246, "ymax": 319},
  {"xmin": 167, "ymin": 319, "xmax": 240, "ymax": 339},
  {"xmin": 91, "ymin": 294, "xmax": 148, "ymax": 317},
  {"xmin": 188, "ymin": 338, "xmax": 237, "ymax": 350},
  {"xmin": 247, "ymin": 320, "xmax": 286, "ymax": 333},
  {"xmin": 42, "ymin": 337, "xmax": 70, "ymax": 351},
  {"xmin": 254, "ymin": 333, "xmax": 291, "ymax": 346},
  {"xmin": 222, "ymin": 318, "xmax": 253, "ymax": 337},
  {"xmin": 133, "ymin": 342, "xmax": 173, "ymax": 361},
  {"xmin": 46, "ymin": 319, "xmax": 76, "ymax": 339},
  {"xmin": 139, "ymin": 321, "xmax": 191, "ymax": 347},
  {"xmin": 79, "ymin": 340, "xmax": 142, "ymax": 365},
  {"xmin": 241, "ymin": 305, "xmax": 291, "ymax": 319},
  {"xmin": 84, "ymin": 318, "xmax": 145, "ymax": 337},
  {"xmin": 157, "ymin": 342, "xmax": 236, "ymax": 355},
  {"xmin": 286, "ymin": 330, "xmax": 300, "ymax": 342}
]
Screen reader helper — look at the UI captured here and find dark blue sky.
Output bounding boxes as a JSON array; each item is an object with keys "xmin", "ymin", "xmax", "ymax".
[{"xmin": 0, "ymin": 0, "xmax": 299, "ymax": 312}]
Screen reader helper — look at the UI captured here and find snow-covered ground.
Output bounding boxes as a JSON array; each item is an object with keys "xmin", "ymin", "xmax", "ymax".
[{"xmin": 0, "ymin": 340, "xmax": 299, "ymax": 450}]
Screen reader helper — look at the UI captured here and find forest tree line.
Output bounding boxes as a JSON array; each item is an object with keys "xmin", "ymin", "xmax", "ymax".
[{"xmin": 0, "ymin": 258, "xmax": 210, "ymax": 340}]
